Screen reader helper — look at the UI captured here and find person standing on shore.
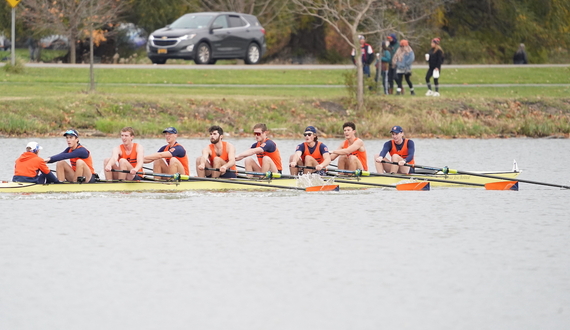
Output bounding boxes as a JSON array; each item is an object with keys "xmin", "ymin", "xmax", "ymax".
[
  {"xmin": 392, "ymin": 39, "xmax": 415, "ymax": 95},
  {"xmin": 103, "ymin": 127, "xmax": 144, "ymax": 181},
  {"xmin": 351, "ymin": 35, "xmax": 375, "ymax": 86},
  {"xmin": 386, "ymin": 34, "xmax": 399, "ymax": 95},
  {"xmin": 425, "ymin": 38, "xmax": 444, "ymax": 97},
  {"xmin": 13, "ymin": 142, "xmax": 59, "ymax": 184},
  {"xmin": 513, "ymin": 43, "xmax": 528, "ymax": 64},
  {"xmin": 45, "ymin": 129, "xmax": 97, "ymax": 183},
  {"xmin": 330, "ymin": 122, "xmax": 368, "ymax": 171},
  {"xmin": 376, "ymin": 41, "xmax": 392, "ymax": 95}
]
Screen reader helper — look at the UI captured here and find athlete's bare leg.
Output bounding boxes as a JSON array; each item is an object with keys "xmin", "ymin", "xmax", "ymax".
[
  {"xmin": 346, "ymin": 155, "xmax": 364, "ymax": 171},
  {"xmin": 303, "ymin": 155, "xmax": 319, "ymax": 174},
  {"xmin": 390, "ymin": 154, "xmax": 410, "ymax": 174},
  {"xmin": 289, "ymin": 154, "xmax": 304, "ymax": 175},
  {"xmin": 118, "ymin": 158, "xmax": 135, "ymax": 180},
  {"xmin": 75, "ymin": 159, "xmax": 93, "ymax": 182},
  {"xmin": 195, "ymin": 156, "xmax": 212, "ymax": 178},
  {"xmin": 56, "ymin": 161, "xmax": 75, "ymax": 182},
  {"xmin": 260, "ymin": 156, "xmax": 278, "ymax": 173},
  {"xmin": 211, "ymin": 157, "xmax": 228, "ymax": 178},
  {"xmin": 337, "ymin": 155, "xmax": 349, "ymax": 170}
]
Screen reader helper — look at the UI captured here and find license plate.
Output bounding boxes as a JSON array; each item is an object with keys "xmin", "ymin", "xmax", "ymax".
[{"xmin": 158, "ymin": 49, "xmax": 167, "ymax": 54}]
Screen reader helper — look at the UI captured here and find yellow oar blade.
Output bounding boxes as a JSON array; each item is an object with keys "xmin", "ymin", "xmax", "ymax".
[
  {"xmin": 306, "ymin": 185, "xmax": 340, "ymax": 192},
  {"xmin": 396, "ymin": 182, "xmax": 430, "ymax": 191},
  {"xmin": 485, "ymin": 181, "xmax": 519, "ymax": 191}
]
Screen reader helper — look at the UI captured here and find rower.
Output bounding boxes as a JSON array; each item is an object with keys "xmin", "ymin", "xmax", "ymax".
[
  {"xmin": 144, "ymin": 127, "xmax": 190, "ymax": 176},
  {"xmin": 45, "ymin": 129, "xmax": 97, "ymax": 183},
  {"xmin": 13, "ymin": 142, "xmax": 59, "ymax": 184},
  {"xmin": 235, "ymin": 123, "xmax": 283, "ymax": 175},
  {"xmin": 196, "ymin": 125, "xmax": 237, "ymax": 178},
  {"xmin": 289, "ymin": 125, "xmax": 331, "ymax": 175},
  {"xmin": 103, "ymin": 127, "xmax": 144, "ymax": 181},
  {"xmin": 330, "ymin": 122, "xmax": 368, "ymax": 171},
  {"xmin": 375, "ymin": 125, "xmax": 415, "ymax": 174}
]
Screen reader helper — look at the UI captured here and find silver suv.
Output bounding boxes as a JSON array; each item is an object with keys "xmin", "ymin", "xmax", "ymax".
[{"xmin": 147, "ymin": 12, "xmax": 266, "ymax": 65}]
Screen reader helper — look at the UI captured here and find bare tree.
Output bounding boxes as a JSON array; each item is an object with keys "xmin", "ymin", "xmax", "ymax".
[
  {"xmin": 291, "ymin": 0, "xmax": 451, "ymax": 110},
  {"xmin": 21, "ymin": 0, "xmax": 127, "ymax": 65}
]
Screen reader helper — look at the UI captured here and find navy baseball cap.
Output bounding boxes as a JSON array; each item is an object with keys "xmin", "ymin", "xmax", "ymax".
[
  {"xmin": 162, "ymin": 127, "xmax": 178, "ymax": 134},
  {"xmin": 63, "ymin": 129, "xmax": 79, "ymax": 137},
  {"xmin": 390, "ymin": 125, "xmax": 404, "ymax": 133},
  {"xmin": 304, "ymin": 126, "xmax": 317, "ymax": 134}
]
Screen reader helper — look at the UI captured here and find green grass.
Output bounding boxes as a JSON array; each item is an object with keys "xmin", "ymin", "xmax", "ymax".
[{"xmin": 0, "ymin": 65, "xmax": 569, "ymax": 138}]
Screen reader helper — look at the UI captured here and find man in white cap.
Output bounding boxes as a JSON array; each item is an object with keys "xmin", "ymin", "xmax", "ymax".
[
  {"xmin": 289, "ymin": 125, "xmax": 331, "ymax": 175},
  {"xmin": 144, "ymin": 127, "xmax": 190, "ymax": 175},
  {"xmin": 375, "ymin": 125, "xmax": 415, "ymax": 174},
  {"xmin": 13, "ymin": 142, "xmax": 59, "ymax": 183}
]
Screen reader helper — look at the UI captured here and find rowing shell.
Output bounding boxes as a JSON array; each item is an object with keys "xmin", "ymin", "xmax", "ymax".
[{"xmin": 0, "ymin": 169, "xmax": 520, "ymax": 193}]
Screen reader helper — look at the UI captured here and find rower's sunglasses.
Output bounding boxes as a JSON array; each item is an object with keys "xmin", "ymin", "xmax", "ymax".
[
  {"xmin": 254, "ymin": 132, "xmax": 262, "ymax": 136},
  {"xmin": 304, "ymin": 133, "xmax": 313, "ymax": 136}
]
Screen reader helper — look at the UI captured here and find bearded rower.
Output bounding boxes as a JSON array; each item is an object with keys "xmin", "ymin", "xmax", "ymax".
[{"xmin": 196, "ymin": 125, "xmax": 237, "ymax": 178}]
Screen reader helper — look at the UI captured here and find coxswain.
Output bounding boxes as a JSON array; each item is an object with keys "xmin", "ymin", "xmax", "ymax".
[{"xmin": 13, "ymin": 142, "xmax": 59, "ymax": 184}]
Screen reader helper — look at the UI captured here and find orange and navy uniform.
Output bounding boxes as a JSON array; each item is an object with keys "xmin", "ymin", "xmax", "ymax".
[
  {"xmin": 342, "ymin": 139, "xmax": 368, "ymax": 170},
  {"xmin": 251, "ymin": 139, "xmax": 282, "ymax": 172},
  {"xmin": 297, "ymin": 141, "xmax": 329, "ymax": 164},
  {"xmin": 47, "ymin": 143, "xmax": 95, "ymax": 174},
  {"xmin": 119, "ymin": 143, "xmax": 139, "ymax": 166},
  {"xmin": 158, "ymin": 142, "xmax": 190, "ymax": 175},
  {"xmin": 208, "ymin": 142, "xmax": 236, "ymax": 171},
  {"xmin": 379, "ymin": 138, "xmax": 415, "ymax": 165},
  {"xmin": 14, "ymin": 151, "xmax": 51, "ymax": 178}
]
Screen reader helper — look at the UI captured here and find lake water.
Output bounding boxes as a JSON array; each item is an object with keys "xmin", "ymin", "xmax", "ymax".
[{"xmin": 1, "ymin": 137, "xmax": 569, "ymax": 330}]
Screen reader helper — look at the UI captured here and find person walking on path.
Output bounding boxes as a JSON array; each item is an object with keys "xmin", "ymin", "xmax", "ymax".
[
  {"xmin": 425, "ymin": 38, "xmax": 444, "ymax": 96},
  {"xmin": 513, "ymin": 43, "xmax": 528, "ymax": 64},
  {"xmin": 392, "ymin": 39, "xmax": 415, "ymax": 95},
  {"xmin": 386, "ymin": 34, "xmax": 399, "ymax": 94}
]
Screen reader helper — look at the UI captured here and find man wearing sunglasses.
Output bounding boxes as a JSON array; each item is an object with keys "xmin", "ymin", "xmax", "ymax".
[
  {"xmin": 289, "ymin": 126, "xmax": 331, "ymax": 175},
  {"xmin": 44, "ymin": 129, "xmax": 97, "ymax": 183},
  {"xmin": 330, "ymin": 122, "xmax": 368, "ymax": 171},
  {"xmin": 196, "ymin": 125, "xmax": 237, "ymax": 178},
  {"xmin": 144, "ymin": 127, "xmax": 190, "ymax": 176},
  {"xmin": 235, "ymin": 123, "xmax": 282, "ymax": 174}
]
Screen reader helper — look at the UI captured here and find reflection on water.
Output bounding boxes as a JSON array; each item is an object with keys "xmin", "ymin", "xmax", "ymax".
[{"xmin": 1, "ymin": 138, "xmax": 570, "ymax": 330}]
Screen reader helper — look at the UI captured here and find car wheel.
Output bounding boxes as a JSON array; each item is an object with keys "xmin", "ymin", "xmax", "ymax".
[
  {"xmin": 194, "ymin": 42, "xmax": 211, "ymax": 65},
  {"xmin": 151, "ymin": 59, "xmax": 166, "ymax": 65},
  {"xmin": 244, "ymin": 43, "xmax": 260, "ymax": 64},
  {"xmin": 208, "ymin": 58, "xmax": 217, "ymax": 65}
]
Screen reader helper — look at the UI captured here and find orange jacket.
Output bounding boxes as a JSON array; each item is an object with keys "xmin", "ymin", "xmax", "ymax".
[{"xmin": 14, "ymin": 152, "xmax": 51, "ymax": 177}]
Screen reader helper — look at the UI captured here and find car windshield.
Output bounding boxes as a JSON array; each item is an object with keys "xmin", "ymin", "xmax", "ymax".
[{"xmin": 170, "ymin": 15, "xmax": 214, "ymax": 29}]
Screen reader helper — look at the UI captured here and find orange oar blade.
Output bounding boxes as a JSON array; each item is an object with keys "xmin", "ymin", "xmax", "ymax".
[
  {"xmin": 485, "ymin": 181, "xmax": 519, "ymax": 191},
  {"xmin": 396, "ymin": 181, "xmax": 430, "ymax": 191},
  {"xmin": 306, "ymin": 185, "xmax": 340, "ymax": 192}
]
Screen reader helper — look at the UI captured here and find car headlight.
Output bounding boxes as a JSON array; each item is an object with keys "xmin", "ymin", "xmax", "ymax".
[
  {"xmin": 179, "ymin": 34, "xmax": 196, "ymax": 41},
  {"xmin": 149, "ymin": 35, "xmax": 155, "ymax": 41}
]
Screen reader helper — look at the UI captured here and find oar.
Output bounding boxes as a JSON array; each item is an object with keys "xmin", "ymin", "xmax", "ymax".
[
  {"xmin": 205, "ymin": 168, "xmax": 297, "ymax": 179},
  {"xmin": 304, "ymin": 166, "xmax": 517, "ymax": 191},
  {"xmin": 296, "ymin": 166, "xmax": 429, "ymax": 191},
  {"xmin": 113, "ymin": 169, "xmax": 339, "ymax": 192},
  {"xmin": 382, "ymin": 161, "xmax": 569, "ymax": 190}
]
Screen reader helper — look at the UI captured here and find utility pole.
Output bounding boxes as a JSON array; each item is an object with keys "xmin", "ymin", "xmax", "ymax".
[{"xmin": 5, "ymin": 0, "xmax": 22, "ymax": 65}]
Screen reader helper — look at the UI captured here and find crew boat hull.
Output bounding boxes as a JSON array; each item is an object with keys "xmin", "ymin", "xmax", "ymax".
[{"xmin": 0, "ymin": 170, "xmax": 520, "ymax": 193}]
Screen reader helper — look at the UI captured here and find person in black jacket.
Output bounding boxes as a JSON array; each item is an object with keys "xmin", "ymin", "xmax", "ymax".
[
  {"xmin": 513, "ymin": 43, "xmax": 528, "ymax": 64},
  {"xmin": 425, "ymin": 38, "xmax": 444, "ymax": 97},
  {"xmin": 351, "ymin": 35, "xmax": 375, "ymax": 79}
]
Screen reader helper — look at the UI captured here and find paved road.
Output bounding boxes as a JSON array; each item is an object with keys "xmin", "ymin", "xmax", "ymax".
[{"xmin": 1, "ymin": 63, "xmax": 569, "ymax": 70}]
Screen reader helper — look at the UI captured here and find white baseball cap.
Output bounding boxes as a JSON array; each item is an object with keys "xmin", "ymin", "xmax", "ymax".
[{"xmin": 26, "ymin": 142, "xmax": 42, "ymax": 152}]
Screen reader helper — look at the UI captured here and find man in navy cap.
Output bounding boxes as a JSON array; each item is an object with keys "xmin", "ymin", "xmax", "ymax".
[
  {"xmin": 45, "ymin": 129, "xmax": 97, "ymax": 183},
  {"xmin": 289, "ymin": 125, "xmax": 331, "ymax": 175},
  {"xmin": 375, "ymin": 125, "xmax": 415, "ymax": 174},
  {"xmin": 144, "ymin": 127, "xmax": 190, "ymax": 176}
]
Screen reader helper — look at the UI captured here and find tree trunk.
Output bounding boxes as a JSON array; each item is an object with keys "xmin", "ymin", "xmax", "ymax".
[{"xmin": 69, "ymin": 30, "xmax": 77, "ymax": 64}]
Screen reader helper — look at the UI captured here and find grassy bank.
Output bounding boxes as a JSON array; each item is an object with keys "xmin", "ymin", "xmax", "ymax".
[{"xmin": 1, "ymin": 66, "xmax": 569, "ymax": 138}]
